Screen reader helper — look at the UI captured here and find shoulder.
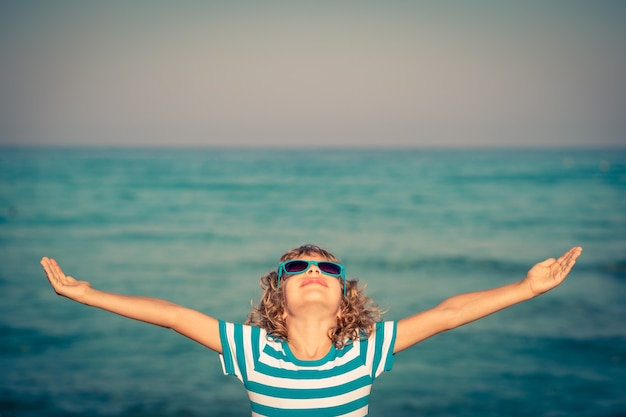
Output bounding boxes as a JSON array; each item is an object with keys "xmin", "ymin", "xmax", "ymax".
[
  {"xmin": 347, "ymin": 321, "xmax": 396, "ymax": 348},
  {"xmin": 376, "ymin": 320, "xmax": 396, "ymax": 332},
  {"xmin": 370, "ymin": 321, "xmax": 397, "ymax": 340},
  {"xmin": 348, "ymin": 321, "xmax": 397, "ymax": 377},
  {"xmin": 219, "ymin": 321, "xmax": 268, "ymax": 344}
]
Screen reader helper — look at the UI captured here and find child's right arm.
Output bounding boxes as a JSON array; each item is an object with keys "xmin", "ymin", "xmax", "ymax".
[
  {"xmin": 40, "ymin": 257, "xmax": 222, "ymax": 353},
  {"xmin": 393, "ymin": 246, "xmax": 582, "ymax": 353}
]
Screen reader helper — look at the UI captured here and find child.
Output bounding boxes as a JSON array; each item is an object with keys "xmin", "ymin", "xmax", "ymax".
[{"xmin": 41, "ymin": 244, "xmax": 582, "ymax": 417}]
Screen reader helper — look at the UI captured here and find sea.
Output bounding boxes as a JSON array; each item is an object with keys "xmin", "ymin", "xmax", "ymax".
[{"xmin": 1, "ymin": 146, "xmax": 625, "ymax": 417}]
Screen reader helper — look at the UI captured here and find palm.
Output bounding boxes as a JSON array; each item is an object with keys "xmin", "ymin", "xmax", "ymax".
[{"xmin": 525, "ymin": 247, "xmax": 582, "ymax": 295}]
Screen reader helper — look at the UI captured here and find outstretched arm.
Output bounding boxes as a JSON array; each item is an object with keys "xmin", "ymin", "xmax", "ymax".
[
  {"xmin": 394, "ymin": 246, "xmax": 582, "ymax": 353},
  {"xmin": 41, "ymin": 257, "xmax": 222, "ymax": 353}
]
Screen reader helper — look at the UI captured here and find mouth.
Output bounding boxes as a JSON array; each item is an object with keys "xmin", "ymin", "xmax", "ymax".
[{"xmin": 300, "ymin": 278, "xmax": 328, "ymax": 288}]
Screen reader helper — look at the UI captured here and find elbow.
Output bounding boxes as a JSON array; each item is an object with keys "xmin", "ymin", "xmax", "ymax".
[
  {"xmin": 158, "ymin": 303, "xmax": 182, "ymax": 330},
  {"xmin": 434, "ymin": 305, "xmax": 464, "ymax": 332}
]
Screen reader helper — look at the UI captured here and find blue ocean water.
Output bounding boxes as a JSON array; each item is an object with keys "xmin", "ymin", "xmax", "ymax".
[{"xmin": 1, "ymin": 146, "xmax": 625, "ymax": 417}]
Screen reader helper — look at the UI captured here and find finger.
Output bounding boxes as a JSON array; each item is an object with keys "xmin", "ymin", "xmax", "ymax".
[
  {"xmin": 555, "ymin": 247, "xmax": 581, "ymax": 276},
  {"xmin": 41, "ymin": 260, "xmax": 61, "ymax": 292},
  {"xmin": 40, "ymin": 257, "xmax": 56, "ymax": 279},
  {"xmin": 41, "ymin": 258, "xmax": 59, "ymax": 285},
  {"xmin": 565, "ymin": 246, "xmax": 582, "ymax": 258},
  {"xmin": 558, "ymin": 247, "xmax": 582, "ymax": 267},
  {"xmin": 570, "ymin": 246, "xmax": 583, "ymax": 260},
  {"xmin": 40, "ymin": 256, "xmax": 50, "ymax": 268},
  {"xmin": 555, "ymin": 248, "xmax": 573, "ymax": 266},
  {"xmin": 50, "ymin": 258, "xmax": 66, "ymax": 277},
  {"xmin": 42, "ymin": 257, "xmax": 66, "ymax": 285}
]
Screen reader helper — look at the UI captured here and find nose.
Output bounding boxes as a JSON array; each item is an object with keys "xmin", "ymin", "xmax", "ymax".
[{"xmin": 307, "ymin": 263, "xmax": 321, "ymax": 274}]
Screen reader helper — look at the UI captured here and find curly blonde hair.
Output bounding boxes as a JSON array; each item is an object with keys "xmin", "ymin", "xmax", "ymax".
[{"xmin": 245, "ymin": 244, "xmax": 384, "ymax": 348}]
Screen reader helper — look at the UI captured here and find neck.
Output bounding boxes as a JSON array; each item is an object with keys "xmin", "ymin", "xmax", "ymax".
[{"xmin": 285, "ymin": 315, "xmax": 337, "ymax": 360}]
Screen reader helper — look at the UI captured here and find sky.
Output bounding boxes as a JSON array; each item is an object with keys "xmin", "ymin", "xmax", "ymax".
[{"xmin": 1, "ymin": 1, "xmax": 625, "ymax": 148}]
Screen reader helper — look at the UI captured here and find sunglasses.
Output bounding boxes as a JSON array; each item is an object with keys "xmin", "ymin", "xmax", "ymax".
[{"xmin": 277, "ymin": 260, "xmax": 346, "ymax": 295}]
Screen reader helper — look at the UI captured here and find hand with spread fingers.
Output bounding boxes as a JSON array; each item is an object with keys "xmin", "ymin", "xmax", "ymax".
[
  {"xmin": 40, "ymin": 256, "xmax": 222, "ymax": 352},
  {"xmin": 524, "ymin": 246, "xmax": 583, "ymax": 296}
]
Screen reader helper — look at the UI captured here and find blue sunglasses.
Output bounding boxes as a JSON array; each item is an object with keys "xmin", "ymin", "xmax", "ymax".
[{"xmin": 277, "ymin": 260, "xmax": 346, "ymax": 295}]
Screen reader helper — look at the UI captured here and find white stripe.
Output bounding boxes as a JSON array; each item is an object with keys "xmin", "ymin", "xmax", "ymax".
[
  {"xmin": 374, "ymin": 322, "xmax": 394, "ymax": 377},
  {"xmin": 226, "ymin": 323, "xmax": 243, "ymax": 381},
  {"xmin": 242, "ymin": 325, "xmax": 255, "ymax": 380},
  {"xmin": 247, "ymin": 363, "xmax": 370, "ymax": 389},
  {"xmin": 219, "ymin": 354, "xmax": 227, "ymax": 374},
  {"xmin": 364, "ymin": 327, "xmax": 377, "ymax": 375},
  {"xmin": 258, "ymin": 340, "xmax": 361, "ymax": 372},
  {"xmin": 249, "ymin": 384, "xmax": 372, "ymax": 409}
]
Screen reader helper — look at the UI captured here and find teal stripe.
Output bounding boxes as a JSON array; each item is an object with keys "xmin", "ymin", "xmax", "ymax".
[
  {"xmin": 233, "ymin": 324, "xmax": 247, "ymax": 380},
  {"xmin": 246, "ymin": 374, "xmax": 371, "ymax": 400},
  {"xmin": 334, "ymin": 340, "xmax": 357, "ymax": 358},
  {"xmin": 262, "ymin": 338, "xmax": 356, "ymax": 365},
  {"xmin": 218, "ymin": 320, "xmax": 234, "ymax": 375},
  {"xmin": 371, "ymin": 322, "xmax": 385, "ymax": 377},
  {"xmin": 384, "ymin": 321, "xmax": 398, "ymax": 372},
  {"xmin": 261, "ymin": 343, "xmax": 291, "ymax": 362},
  {"xmin": 251, "ymin": 325, "xmax": 261, "ymax": 366}
]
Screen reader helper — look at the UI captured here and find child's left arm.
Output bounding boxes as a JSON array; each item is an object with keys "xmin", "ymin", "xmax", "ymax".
[{"xmin": 394, "ymin": 246, "xmax": 582, "ymax": 353}]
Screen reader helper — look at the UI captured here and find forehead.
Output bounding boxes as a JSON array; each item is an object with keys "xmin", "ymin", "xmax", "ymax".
[{"xmin": 287, "ymin": 252, "xmax": 329, "ymax": 262}]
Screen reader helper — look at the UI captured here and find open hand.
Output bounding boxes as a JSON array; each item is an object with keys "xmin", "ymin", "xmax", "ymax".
[
  {"xmin": 41, "ymin": 257, "xmax": 92, "ymax": 302},
  {"xmin": 525, "ymin": 246, "xmax": 582, "ymax": 295}
]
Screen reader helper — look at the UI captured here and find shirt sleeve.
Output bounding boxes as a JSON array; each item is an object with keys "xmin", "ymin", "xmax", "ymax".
[
  {"xmin": 218, "ymin": 321, "xmax": 244, "ymax": 381},
  {"xmin": 370, "ymin": 321, "xmax": 397, "ymax": 379}
]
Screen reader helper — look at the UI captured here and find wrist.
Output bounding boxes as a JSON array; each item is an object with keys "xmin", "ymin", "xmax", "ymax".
[
  {"xmin": 520, "ymin": 276, "xmax": 541, "ymax": 299},
  {"xmin": 73, "ymin": 285, "xmax": 98, "ymax": 305}
]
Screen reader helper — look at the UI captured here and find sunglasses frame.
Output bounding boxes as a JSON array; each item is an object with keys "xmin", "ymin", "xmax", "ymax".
[{"xmin": 277, "ymin": 260, "xmax": 346, "ymax": 296}]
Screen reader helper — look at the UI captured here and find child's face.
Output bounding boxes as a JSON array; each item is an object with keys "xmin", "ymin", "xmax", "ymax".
[{"xmin": 281, "ymin": 254, "xmax": 344, "ymax": 318}]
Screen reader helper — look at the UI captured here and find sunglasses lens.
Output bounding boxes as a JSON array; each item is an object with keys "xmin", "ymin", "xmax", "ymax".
[
  {"xmin": 319, "ymin": 262, "xmax": 342, "ymax": 275},
  {"xmin": 284, "ymin": 260, "xmax": 309, "ymax": 273}
]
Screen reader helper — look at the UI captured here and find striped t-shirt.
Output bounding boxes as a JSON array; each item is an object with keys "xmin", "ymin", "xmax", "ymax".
[{"xmin": 218, "ymin": 320, "xmax": 397, "ymax": 417}]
